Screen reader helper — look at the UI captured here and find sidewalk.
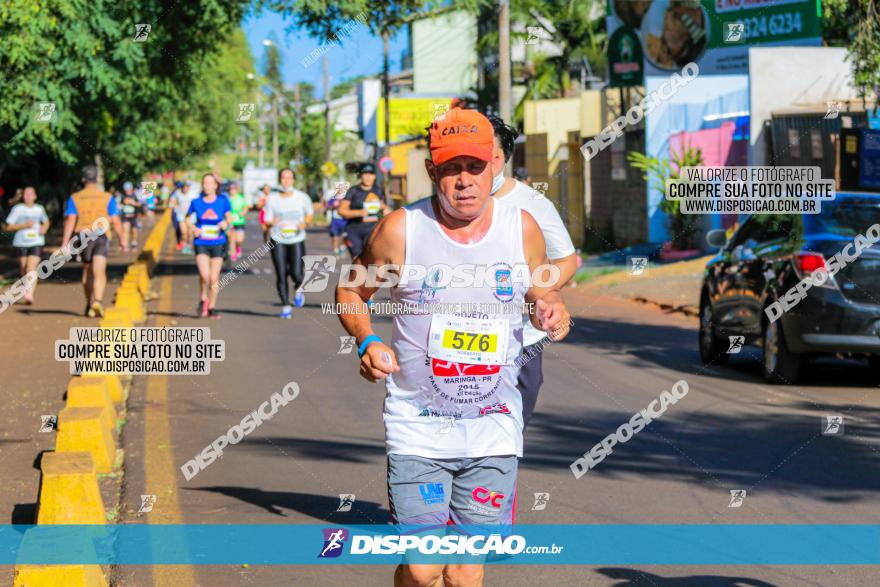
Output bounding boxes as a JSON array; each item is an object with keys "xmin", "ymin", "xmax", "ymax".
[
  {"xmin": 572, "ymin": 255, "xmax": 712, "ymax": 317},
  {"xmin": 0, "ymin": 218, "xmax": 151, "ymax": 575}
]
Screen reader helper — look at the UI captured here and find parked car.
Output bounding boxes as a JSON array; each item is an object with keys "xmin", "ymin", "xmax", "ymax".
[{"xmin": 699, "ymin": 192, "xmax": 880, "ymax": 383}]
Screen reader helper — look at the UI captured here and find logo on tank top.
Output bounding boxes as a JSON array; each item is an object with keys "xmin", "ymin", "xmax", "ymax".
[
  {"xmin": 417, "ymin": 267, "xmax": 446, "ymax": 304},
  {"xmin": 201, "ymin": 208, "xmax": 219, "ymax": 220},
  {"xmin": 490, "ymin": 262, "xmax": 515, "ymax": 302},
  {"xmin": 478, "ymin": 402, "xmax": 510, "ymax": 416}
]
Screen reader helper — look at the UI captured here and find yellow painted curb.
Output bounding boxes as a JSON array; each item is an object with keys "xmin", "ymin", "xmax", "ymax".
[
  {"xmin": 117, "ymin": 282, "xmax": 143, "ymax": 299},
  {"xmin": 124, "ymin": 268, "xmax": 150, "ymax": 295},
  {"xmin": 35, "ymin": 451, "xmax": 105, "ymax": 524},
  {"xmin": 137, "ymin": 249, "xmax": 158, "ymax": 273},
  {"xmin": 99, "ymin": 310, "xmax": 133, "ymax": 330},
  {"xmin": 114, "ymin": 291, "xmax": 144, "ymax": 323},
  {"xmin": 55, "ymin": 407, "xmax": 116, "ymax": 474},
  {"xmin": 13, "ymin": 564, "xmax": 108, "ymax": 587},
  {"xmin": 80, "ymin": 374, "xmax": 124, "ymax": 404},
  {"xmin": 66, "ymin": 379, "xmax": 117, "ymax": 433},
  {"xmin": 134, "ymin": 259, "xmax": 152, "ymax": 279}
]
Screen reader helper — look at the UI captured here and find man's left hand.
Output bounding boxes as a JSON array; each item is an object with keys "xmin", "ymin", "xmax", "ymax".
[{"xmin": 536, "ymin": 298, "xmax": 571, "ymax": 341}]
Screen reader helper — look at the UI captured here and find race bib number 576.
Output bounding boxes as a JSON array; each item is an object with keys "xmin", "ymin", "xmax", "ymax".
[{"xmin": 428, "ymin": 315, "xmax": 509, "ymax": 365}]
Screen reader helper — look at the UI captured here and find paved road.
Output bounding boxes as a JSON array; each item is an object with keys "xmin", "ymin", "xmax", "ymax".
[{"xmin": 77, "ymin": 216, "xmax": 880, "ymax": 586}]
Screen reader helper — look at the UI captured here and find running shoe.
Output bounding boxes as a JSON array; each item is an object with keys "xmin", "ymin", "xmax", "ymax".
[
  {"xmin": 198, "ymin": 300, "xmax": 208, "ymax": 318},
  {"xmin": 85, "ymin": 302, "xmax": 94, "ymax": 317},
  {"xmin": 294, "ymin": 292, "xmax": 305, "ymax": 308},
  {"xmin": 280, "ymin": 305, "xmax": 293, "ymax": 319},
  {"xmin": 176, "ymin": 242, "xmax": 184, "ymax": 251},
  {"xmin": 90, "ymin": 301, "xmax": 105, "ymax": 318},
  {"xmin": 208, "ymin": 308, "xmax": 221, "ymax": 320}
]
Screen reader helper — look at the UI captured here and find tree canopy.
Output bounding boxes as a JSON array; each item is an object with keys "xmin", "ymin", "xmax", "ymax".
[{"xmin": 0, "ymin": 0, "xmax": 254, "ymax": 206}]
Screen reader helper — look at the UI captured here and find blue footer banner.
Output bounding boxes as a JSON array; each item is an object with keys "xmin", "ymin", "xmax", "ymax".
[{"xmin": 2, "ymin": 525, "xmax": 878, "ymax": 565}]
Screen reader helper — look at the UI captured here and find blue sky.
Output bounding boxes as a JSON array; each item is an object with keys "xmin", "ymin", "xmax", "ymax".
[{"xmin": 243, "ymin": 9, "xmax": 408, "ymax": 98}]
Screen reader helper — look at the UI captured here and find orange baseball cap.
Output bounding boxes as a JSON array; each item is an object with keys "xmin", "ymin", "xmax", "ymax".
[{"xmin": 428, "ymin": 108, "xmax": 494, "ymax": 166}]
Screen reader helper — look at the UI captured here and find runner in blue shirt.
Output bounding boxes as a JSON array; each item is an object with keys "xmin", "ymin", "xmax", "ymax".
[{"xmin": 186, "ymin": 173, "xmax": 233, "ymax": 319}]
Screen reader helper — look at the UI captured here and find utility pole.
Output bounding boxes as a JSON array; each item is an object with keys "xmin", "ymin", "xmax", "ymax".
[
  {"xmin": 272, "ymin": 92, "xmax": 279, "ymax": 169},
  {"xmin": 257, "ymin": 93, "xmax": 265, "ymax": 168},
  {"xmin": 382, "ymin": 29, "xmax": 391, "ymax": 158},
  {"xmin": 294, "ymin": 83, "xmax": 301, "ymax": 148},
  {"xmin": 499, "ymin": 0, "xmax": 513, "ymax": 176},
  {"xmin": 324, "ymin": 53, "xmax": 331, "ymax": 162}
]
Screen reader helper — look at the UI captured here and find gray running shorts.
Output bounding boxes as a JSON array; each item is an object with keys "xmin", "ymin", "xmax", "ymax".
[{"xmin": 387, "ymin": 454, "xmax": 518, "ymax": 528}]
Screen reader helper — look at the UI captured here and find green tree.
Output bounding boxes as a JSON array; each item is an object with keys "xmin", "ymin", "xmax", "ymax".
[
  {"xmin": 331, "ymin": 75, "xmax": 368, "ymax": 100},
  {"xmin": 466, "ymin": 0, "xmax": 605, "ymax": 123},
  {"xmin": 628, "ymin": 145, "xmax": 704, "ymax": 250},
  {"xmin": 0, "ymin": 0, "xmax": 252, "ymax": 207},
  {"xmin": 822, "ymin": 0, "xmax": 879, "ymax": 105},
  {"xmin": 264, "ymin": 0, "xmax": 484, "ymax": 152}
]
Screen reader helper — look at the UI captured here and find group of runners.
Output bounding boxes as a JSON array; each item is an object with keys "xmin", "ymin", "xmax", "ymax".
[
  {"xmin": 180, "ymin": 163, "xmax": 394, "ymax": 320},
  {"xmin": 2, "ymin": 166, "xmax": 128, "ymax": 315},
  {"xmin": 3, "ymin": 105, "xmax": 574, "ymax": 586}
]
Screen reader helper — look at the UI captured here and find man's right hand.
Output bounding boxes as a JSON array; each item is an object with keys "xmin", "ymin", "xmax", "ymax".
[{"xmin": 359, "ymin": 342, "xmax": 399, "ymax": 383}]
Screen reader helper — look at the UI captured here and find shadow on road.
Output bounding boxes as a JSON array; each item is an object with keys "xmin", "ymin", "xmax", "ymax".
[
  {"xmin": 13, "ymin": 308, "xmax": 83, "ymax": 317},
  {"xmin": 564, "ymin": 313, "xmax": 878, "ymax": 388},
  {"xmin": 239, "ymin": 436, "xmax": 386, "ymax": 464},
  {"xmin": 595, "ymin": 568, "xmax": 778, "ymax": 587},
  {"xmin": 524, "ymin": 398, "xmax": 880, "ymax": 499},
  {"xmin": 188, "ymin": 485, "xmax": 388, "ymax": 522}
]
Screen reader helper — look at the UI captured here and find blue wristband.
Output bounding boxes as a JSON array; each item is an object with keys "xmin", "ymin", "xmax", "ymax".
[{"xmin": 357, "ymin": 334, "xmax": 382, "ymax": 358}]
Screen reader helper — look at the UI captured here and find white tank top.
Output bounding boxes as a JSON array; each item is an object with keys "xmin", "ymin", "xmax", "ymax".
[{"xmin": 384, "ymin": 197, "xmax": 529, "ymax": 458}]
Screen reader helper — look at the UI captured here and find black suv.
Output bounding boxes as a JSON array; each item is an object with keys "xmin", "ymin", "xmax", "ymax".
[{"xmin": 699, "ymin": 192, "xmax": 880, "ymax": 383}]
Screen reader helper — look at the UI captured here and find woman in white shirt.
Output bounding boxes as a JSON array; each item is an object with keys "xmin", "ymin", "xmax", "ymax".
[
  {"xmin": 4, "ymin": 186, "xmax": 50, "ymax": 305},
  {"xmin": 263, "ymin": 168, "xmax": 314, "ymax": 318}
]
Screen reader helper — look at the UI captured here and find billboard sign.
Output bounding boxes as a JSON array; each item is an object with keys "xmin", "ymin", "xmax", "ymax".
[
  {"xmin": 375, "ymin": 98, "xmax": 456, "ymax": 144},
  {"xmin": 606, "ymin": 0, "xmax": 822, "ymax": 80}
]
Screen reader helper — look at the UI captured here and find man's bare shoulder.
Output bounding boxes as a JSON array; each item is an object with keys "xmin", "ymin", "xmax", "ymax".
[{"xmin": 364, "ymin": 208, "xmax": 406, "ymax": 264}]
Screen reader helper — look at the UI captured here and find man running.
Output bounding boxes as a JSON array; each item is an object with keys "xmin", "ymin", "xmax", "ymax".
[
  {"xmin": 263, "ymin": 168, "xmax": 313, "ymax": 318},
  {"xmin": 337, "ymin": 162, "xmax": 390, "ymax": 259},
  {"xmin": 62, "ymin": 165, "xmax": 126, "ymax": 317},
  {"xmin": 336, "ymin": 108, "xmax": 570, "ymax": 587},
  {"xmin": 487, "ymin": 115, "xmax": 578, "ymax": 428}
]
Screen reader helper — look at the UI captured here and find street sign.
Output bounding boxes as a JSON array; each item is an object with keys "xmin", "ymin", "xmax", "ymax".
[
  {"xmin": 378, "ymin": 157, "xmax": 394, "ymax": 173},
  {"xmin": 321, "ymin": 161, "xmax": 337, "ymax": 177}
]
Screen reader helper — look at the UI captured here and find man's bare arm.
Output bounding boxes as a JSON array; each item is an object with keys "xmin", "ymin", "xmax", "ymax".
[
  {"xmin": 551, "ymin": 253, "xmax": 578, "ymax": 288},
  {"xmin": 61, "ymin": 214, "xmax": 77, "ymax": 249},
  {"xmin": 336, "ymin": 208, "xmax": 406, "ymax": 349}
]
